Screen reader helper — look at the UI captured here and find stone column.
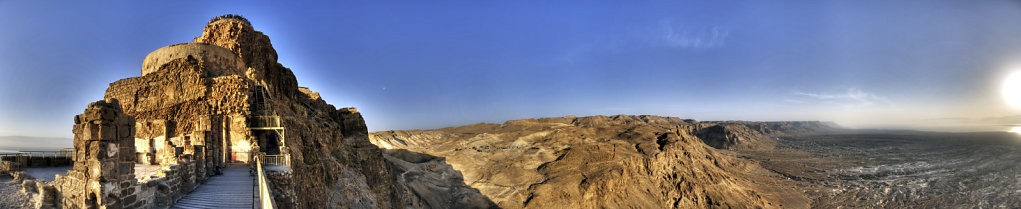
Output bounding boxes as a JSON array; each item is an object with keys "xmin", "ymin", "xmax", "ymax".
[{"xmin": 58, "ymin": 99, "xmax": 139, "ymax": 209}]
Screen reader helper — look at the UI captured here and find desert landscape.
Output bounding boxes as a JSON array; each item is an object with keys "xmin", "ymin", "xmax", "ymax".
[
  {"xmin": 2, "ymin": 1, "xmax": 1021, "ymax": 209},
  {"xmin": 369, "ymin": 117, "xmax": 1021, "ymax": 208}
]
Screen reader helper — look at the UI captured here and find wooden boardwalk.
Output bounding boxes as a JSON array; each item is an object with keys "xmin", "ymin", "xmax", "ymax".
[{"xmin": 171, "ymin": 166, "xmax": 254, "ymax": 209}]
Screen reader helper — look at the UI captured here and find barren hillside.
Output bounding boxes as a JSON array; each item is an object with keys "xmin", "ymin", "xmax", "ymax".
[{"xmin": 371, "ymin": 115, "xmax": 831, "ymax": 208}]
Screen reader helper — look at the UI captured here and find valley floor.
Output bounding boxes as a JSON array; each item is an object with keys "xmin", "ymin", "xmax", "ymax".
[{"xmin": 736, "ymin": 130, "xmax": 1021, "ymax": 208}]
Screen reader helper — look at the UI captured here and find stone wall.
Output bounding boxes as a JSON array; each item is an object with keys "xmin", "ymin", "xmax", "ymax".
[
  {"xmin": 126, "ymin": 161, "xmax": 206, "ymax": 208},
  {"xmin": 54, "ymin": 99, "xmax": 141, "ymax": 209},
  {"xmin": 0, "ymin": 155, "xmax": 72, "ymax": 172},
  {"xmin": 45, "ymin": 99, "xmax": 223, "ymax": 209},
  {"xmin": 141, "ymin": 43, "xmax": 246, "ymax": 77},
  {"xmin": 266, "ymin": 169, "xmax": 296, "ymax": 208}
]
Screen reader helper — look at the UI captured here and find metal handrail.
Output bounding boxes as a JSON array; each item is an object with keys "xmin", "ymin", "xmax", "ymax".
[
  {"xmin": 0, "ymin": 150, "xmax": 73, "ymax": 162},
  {"xmin": 260, "ymin": 154, "xmax": 289, "ymax": 167},
  {"xmin": 16, "ymin": 150, "xmax": 73, "ymax": 158},
  {"xmin": 251, "ymin": 116, "xmax": 282, "ymax": 128},
  {"xmin": 254, "ymin": 154, "xmax": 276, "ymax": 209}
]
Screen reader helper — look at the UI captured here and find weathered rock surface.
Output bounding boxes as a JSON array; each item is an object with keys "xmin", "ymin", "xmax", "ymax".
[
  {"xmin": 371, "ymin": 115, "xmax": 832, "ymax": 208},
  {"xmin": 696, "ymin": 121, "xmax": 840, "ymax": 149},
  {"xmin": 101, "ymin": 15, "xmax": 424, "ymax": 208}
]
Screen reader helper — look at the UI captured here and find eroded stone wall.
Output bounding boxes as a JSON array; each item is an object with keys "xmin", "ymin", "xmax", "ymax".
[
  {"xmin": 142, "ymin": 43, "xmax": 246, "ymax": 77},
  {"xmin": 54, "ymin": 99, "xmax": 140, "ymax": 209}
]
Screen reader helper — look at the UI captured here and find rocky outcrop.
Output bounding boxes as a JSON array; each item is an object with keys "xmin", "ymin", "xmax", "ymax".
[
  {"xmin": 187, "ymin": 15, "xmax": 418, "ymax": 209},
  {"xmin": 371, "ymin": 115, "xmax": 819, "ymax": 208},
  {"xmin": 382, "ymin": 149, "xmax": 497, "ymax": 209}
]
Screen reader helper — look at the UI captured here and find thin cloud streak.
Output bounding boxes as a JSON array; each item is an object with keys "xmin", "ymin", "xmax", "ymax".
[
  {"xmin": 660, "ymin": 25, "xmax": 729, "ymax": 49},
  {"xmin": 560, "ymin": 22, "xmax": 730, "ymax": 64},
  {"xmin": 791, "ymin": 88, "xmax": 888, "ymax": 107}
]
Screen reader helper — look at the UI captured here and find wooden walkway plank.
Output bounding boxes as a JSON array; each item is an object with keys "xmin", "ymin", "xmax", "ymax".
[{"xmin": 171, "ymin": 166, "xmax": 254, "ymax": 209}]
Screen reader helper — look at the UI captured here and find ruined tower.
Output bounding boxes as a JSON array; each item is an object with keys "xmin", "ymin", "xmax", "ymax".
[{"xmin": 57, "ymin": 99, "xmax": 139, "ymax": 209}]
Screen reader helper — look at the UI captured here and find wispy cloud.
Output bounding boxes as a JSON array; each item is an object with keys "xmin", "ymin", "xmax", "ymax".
[
  {"xmin": 656, "ymin": 23, "xmax": 729, "ymax": 49},
  {"xmin": 790, "ymin": 88, "xmax": 888, "ymax": 107},
  {"xmin": 560, "ymin": 20, "xmax": 730, "ymax": 64}
]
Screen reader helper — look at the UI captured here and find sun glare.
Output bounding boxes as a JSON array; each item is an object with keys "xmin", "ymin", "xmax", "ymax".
[
  {"xmin": 1010, "ymin": 127, "xmax": 1021, "ymax": 134},
  {"xmin": 1002, "ymin": 71, "xmax": 1021, "ymax": 108}
]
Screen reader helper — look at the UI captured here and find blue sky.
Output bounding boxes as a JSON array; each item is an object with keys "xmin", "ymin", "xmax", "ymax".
[{"xmin": 3, "ymin": 1, "xmax": 1021, "ymax": 138}]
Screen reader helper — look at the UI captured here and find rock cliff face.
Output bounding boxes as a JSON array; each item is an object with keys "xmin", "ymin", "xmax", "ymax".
[
  {"xmin": 371, "ymin": 115, "xmax": 833, "ymax": 208},
  {"xmin": 102, "ymin": 15, "xmax": 421, "ymax": 208},
  {"xmin": 695, "ymin": 121, "xmax": 839, "ymax": 149}
]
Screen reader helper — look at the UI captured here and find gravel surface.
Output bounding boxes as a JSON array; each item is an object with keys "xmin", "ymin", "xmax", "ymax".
[{"xmin": 0, "ymin": 176, "xmax": 33, "ymax": 209}]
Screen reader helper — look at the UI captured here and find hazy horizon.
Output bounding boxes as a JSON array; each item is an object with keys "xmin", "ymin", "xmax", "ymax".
[{"xmin": 4, "ymin": 1, "xmax": 1021, "ymax": 138}]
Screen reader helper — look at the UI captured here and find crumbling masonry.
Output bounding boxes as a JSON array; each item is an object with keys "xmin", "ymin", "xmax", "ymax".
[{"xmin": 56, "ymin": 99, "xmax": 139, "ymax": 209}]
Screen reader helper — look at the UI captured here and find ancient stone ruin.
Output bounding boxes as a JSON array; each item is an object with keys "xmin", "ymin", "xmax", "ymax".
[
  {"xmin": 33, "ymin": 14, "xmax": 428, "ymax": 208},
  {"xmin": 56, "ymin": 99, "xmax": 138, "ymax": 208}
]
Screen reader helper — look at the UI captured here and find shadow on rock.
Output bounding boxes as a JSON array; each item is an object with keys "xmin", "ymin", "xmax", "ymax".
[{"xmin": 382, "ymin": 149, "xmax": 499, "ymax": 209}]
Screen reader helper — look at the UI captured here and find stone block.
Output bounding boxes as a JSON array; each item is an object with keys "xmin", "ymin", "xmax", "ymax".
[
  {"xmin": 100, "ymin": 123, "xmax": 116, "ymax": 141},
  {"xmin": 100, "ymin": 108, "xmax": 116, "ymax": 121},
  {"xmin": 120, "ymin": 186, "xmax": 135, "ymax": 196},
  {"xmin": 21, "ymin": 180, "xmax": 37, "ymax": 193},
  {"xmin": 121, "ymin": 194, "xmax": 136, "ymax": 205},
  {"xmin": 117, "ymin": 124, "xmax": 131, "ymax": 139},
  {"xmin": 127, "ymin": 125, "xmax": 135, "ymax": 139},
  {"xmin": 118, "ymin": 162, "xmax": 133, "ymax": 174},
  {"xmin": 83, "ymin": 123, "xmax": 99, "ymax": 141},
  {"xmin": 86, "ymin": 141, "xmax": 116, "ymax": 160},
  {"xmin": 87, "ymin": 160, "xmax": 119, "ymax": 181},
  {"xmin": 74, "ymin": 147, "xmax": 86, "ymax": 162},
  {"xmin": 83, "ymin": 108, "xmax": 101, "ymax": 121},
  {"xmin": 68, "ymin": 170, "xmax": 85, "ymax": 181},
  {"xmin": 120, "ymin": 138, "xmax": 134, "ymax": 150},
  {"xmin": 120, "ymin": 148, "xmax": 134, "ymax": 161}
]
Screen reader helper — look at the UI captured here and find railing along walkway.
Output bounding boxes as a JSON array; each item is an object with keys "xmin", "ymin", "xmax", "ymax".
[{"xmin": 171, "ymin": 166, "xmax": 254, "ymax": 209}]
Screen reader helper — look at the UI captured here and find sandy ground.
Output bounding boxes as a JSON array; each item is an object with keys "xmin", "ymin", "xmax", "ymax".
[
  {"xmin": 24, "ymin": 166, "xmax": 71, "ymax": 182},
  {"xmin": 24, "ymin": 164, "xmax": 165, "ymax": 183},
  {"xmin": 135, "ymin": 164, "xmax": 162, "ymax": 182},
  {"xmin": 0, "ymin": 176, "xmax": 33, "ymax": 209}
]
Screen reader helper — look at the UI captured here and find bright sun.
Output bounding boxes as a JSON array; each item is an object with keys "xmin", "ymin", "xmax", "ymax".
[{"xmin": 1003, "ymin": 71, "xmax": 1021, "ymax": 108}]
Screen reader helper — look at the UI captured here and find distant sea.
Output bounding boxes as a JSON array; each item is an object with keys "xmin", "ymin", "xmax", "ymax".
[{"xmin": 0, "ymin": 136, "xmax": 73, "ymax": 153}]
